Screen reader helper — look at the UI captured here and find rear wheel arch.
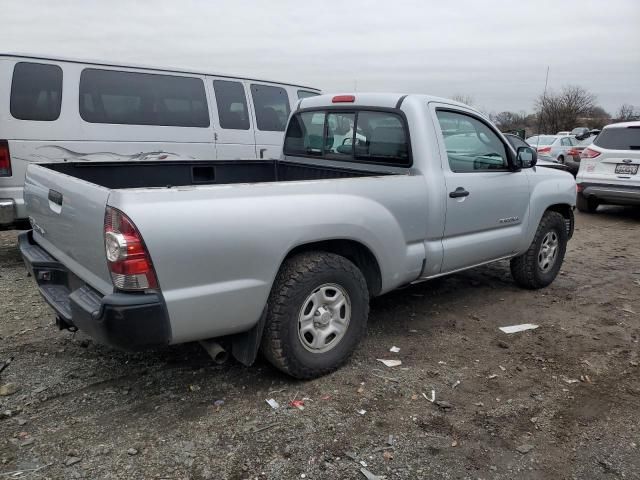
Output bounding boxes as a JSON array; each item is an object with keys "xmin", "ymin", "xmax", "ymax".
[{"xmin": 283, "ymin": 239, "xmax": 382, "ymax": 297}]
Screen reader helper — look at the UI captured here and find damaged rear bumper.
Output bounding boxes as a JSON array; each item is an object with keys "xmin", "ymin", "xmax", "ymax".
[{"xmin": 19, "ymin": 231, "xmax": 171, "ymax": 349}]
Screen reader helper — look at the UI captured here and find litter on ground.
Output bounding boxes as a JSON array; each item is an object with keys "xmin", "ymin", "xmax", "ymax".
[
  {"xmin": 265, "ymin": 399, "xmax": 280, "ymax": 410},
  {"xmin": 389, "ymin": 346, "xmax": 400, "ymax": 353},
  {"xmin": 499, "ymin": 323, "xmax": 539, "ymax": 334},
  {"xmin": 376, "ymin": 359, "xmax": 402, "ymax": 367},
  {"xmin": 422, "ymin": 390, "xmax": 436, "ymax": 402}
]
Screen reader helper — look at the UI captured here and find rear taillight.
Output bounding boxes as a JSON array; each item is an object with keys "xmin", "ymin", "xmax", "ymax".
[
  {"xmin": 104, "ymin": 207, "xmax": 158, "ymax": 291},
  {"xmin": 581, "ymin": 147, "xmax": 601, "ymax": 159},
  {"xmin": 566, "ymin": 148, "xmax": 579, "ymax": 156},
  {"xmin": 537, "ymin": 146, "xmax": 551, "ymax": 154},
  {"xmin": 577, "ymin": 184, "xmax": 584, "ymax": 193},
  {"xmin": 0, "ymin": 141, "xmax": 11, "ymax": 177}
]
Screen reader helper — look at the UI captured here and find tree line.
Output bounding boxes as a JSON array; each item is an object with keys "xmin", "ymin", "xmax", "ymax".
[{"xmin": 450, "ymin": 87, "xmax": 638, "ymax": 136}]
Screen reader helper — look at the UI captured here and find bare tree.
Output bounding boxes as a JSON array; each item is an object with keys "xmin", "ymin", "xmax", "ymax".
[
  {"xmin": 535, "ymin": 85, "xmax": 597, "ymax": 133},
  {"xmin": 492, "ymin": 111, "xmax": 528, "ymax": 132},
  {"xmin": 450, "ymin": 94, "xmax": 474, "ymax": 106},
  {"xmin": 616, "ymin": 104, "xmax": 639, "ymax": 122}
]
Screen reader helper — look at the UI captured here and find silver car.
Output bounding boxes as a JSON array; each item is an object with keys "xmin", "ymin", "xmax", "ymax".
[
  {"xmin": 20, "ymin": 93, "xmax": 577, "ymax": 379},
  {"xmin": 526, "ymin": 135, "xmax": 578, "ymax": 164}
]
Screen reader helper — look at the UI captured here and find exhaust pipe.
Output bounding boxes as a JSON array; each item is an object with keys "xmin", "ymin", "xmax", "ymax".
[{"xmin": 199, "ymin": 339, "xmax": 229, "ymax": 364}]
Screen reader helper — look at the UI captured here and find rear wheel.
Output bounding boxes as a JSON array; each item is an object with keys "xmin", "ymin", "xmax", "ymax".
[
  {"xmin": 510, "ymin": 211, "xmax": 568, "ymax": 289},
  {"xmin": 576, "ymin": 192, "xmax": 599, "ymax": 213},
  {"xmin": 558, "ymin": 155, "xmax": 565, "ymax": 164},
  {"xmin": 261, "ymin": 251, "xmax": 369, "ymax": 379}
]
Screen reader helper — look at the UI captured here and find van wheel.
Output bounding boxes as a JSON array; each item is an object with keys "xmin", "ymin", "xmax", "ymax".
[
  {"xmin": 576, "ymin": 192, "xmax": 599, "ymax": 213},
  {"xmin": 261, "ymin": 251, "xmax": 369, "ymax": 379},
  {"xmin": 510, "ymin": 211, "xmax": 567, "ymax": 289}
]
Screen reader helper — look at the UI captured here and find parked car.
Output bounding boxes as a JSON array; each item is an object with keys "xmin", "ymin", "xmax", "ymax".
[
  {"xmin": 504, "ymin": 134, "xmax": 570, "ymax": 173},
  {"xmin": 576, "ymin": 121, "xmax": 640, "ymax": 212},
  {"xmin": 562, "ymin": 134, "xmax": 600, "ymax": 175},
  {"xmin": 20, "ymin": 93, "xmax": 576, "ymax": 378},
  {"xmin": 0, "ymin": 53, "xmax": 320, "ymax": 229},
  {"xmin": 526, "ymin": 134, "xmax": 579, "ymax": 166},
  {"xmin": 570, "ymin": 127, "xmax": 591, "ymax": 140}
]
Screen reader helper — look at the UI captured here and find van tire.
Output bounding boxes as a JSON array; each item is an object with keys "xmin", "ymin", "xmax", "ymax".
[
  {"xmin": 261, "ymin": 251, "xmax": 369, "ymax": 379},
  {"xmin": 576, "ymin": 192, "xmax": 599, "ymax": 213},
  {"xmin": 510, "ymin": 211, "xmax": 567, "ymax": 290}
]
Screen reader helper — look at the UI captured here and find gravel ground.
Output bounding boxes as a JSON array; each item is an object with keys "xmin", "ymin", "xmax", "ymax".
[{"xmin": 1, "ymin": 207, "xmax": 639, "ymax": 480}]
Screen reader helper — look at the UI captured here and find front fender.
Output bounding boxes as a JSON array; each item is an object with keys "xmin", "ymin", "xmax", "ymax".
[{"xmin": 519, "ymin": 169, "xmax": 576, "ymax": 252}]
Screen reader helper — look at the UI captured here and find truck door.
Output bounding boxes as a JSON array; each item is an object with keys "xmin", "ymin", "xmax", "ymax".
[
  {"xmin": 208, "ymin": 77, "xmax": 257, "ymax": 159},
  {"xmin": 432, "ymin": 106, "xmax": 530, "ymax": 273},
  {"xmin": 248, "ymin": 83, "xmax": 291, "ymax": 160}
]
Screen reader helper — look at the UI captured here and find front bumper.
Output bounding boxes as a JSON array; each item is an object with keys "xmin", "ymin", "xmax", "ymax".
[
  {"xmin": 579, "ymin": 182, "xmax": 640, "ymax": 206},
  {"xmin": 19, "ymin": 231, "xmax": 171, "ymax": 349}
]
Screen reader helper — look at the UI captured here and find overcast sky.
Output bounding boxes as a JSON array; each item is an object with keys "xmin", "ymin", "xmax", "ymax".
[{"xmin": 2, "ymin": 0, "xmax": 639, "ymax": 114}]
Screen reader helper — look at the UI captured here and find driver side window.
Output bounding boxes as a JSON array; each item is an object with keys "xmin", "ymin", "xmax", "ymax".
[{"xmin": 436, "ymin": 110, "xmax": 508, "ymax": 172}]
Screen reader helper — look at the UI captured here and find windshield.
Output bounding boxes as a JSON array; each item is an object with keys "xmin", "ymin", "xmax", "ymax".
[
  {"xmin": 594, "ymin": 127, "xmax": 640, "ymax": 150},
  {"xmin": 526, "ymin": 135, "xmax": 556, "ymax": 145}
]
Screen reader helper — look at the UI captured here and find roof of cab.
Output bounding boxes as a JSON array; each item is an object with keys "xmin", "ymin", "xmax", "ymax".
[
  {"xmin": 0, "ymin": 52, "xmax": 321, "ymax": 91},
  {"xmin": 297, "ymin": 92, "xmax": 474, "ymax": 111}
]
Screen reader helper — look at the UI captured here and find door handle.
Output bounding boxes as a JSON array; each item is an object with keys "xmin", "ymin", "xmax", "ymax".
[
  {"xmin": 259, "ymin": 148, "xmax": 267, "ymax": 159},
  {"xmin": 449, "ymin": 187, "xmax": 470, "ymax": 198},
  {"xmin": 48, "ymin": 189, "xmax": 63, "ymax": 206}
]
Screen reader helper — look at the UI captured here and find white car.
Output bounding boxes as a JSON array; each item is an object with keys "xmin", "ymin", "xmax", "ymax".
[{"xmin": 576, "ymin": 121, "xmax": 640, "ymax": 212}]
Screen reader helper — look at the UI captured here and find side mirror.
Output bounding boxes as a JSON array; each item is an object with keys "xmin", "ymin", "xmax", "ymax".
[{"xmin": 516, "ymin": 146, "xmax": 537, "ymax": 169}]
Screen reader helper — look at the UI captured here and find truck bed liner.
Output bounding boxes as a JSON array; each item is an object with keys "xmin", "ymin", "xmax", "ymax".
[{"xmin": 44, "ymin": 159, "xmax": 392, "ymax": 190}]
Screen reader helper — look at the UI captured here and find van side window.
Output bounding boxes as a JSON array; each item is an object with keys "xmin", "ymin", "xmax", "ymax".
[
  {"xmin": 250, "ymin": 84, "xmax": 290, "ymax": 132},
  {"xmin": 297, "ymin": 90, "xmax": 319, "ymax": 99},
  {"xmin": 10, "ymin": 62, "xmax": 63, "ymax": 121},
  {"xmin": 283, "ymin": 109, "xmax": 410, "ymax": 166},
  {"xmin": 212, "ymin": 80, "xmax": 250, "ymax": 130},
  {"xmin": 436, "ymin": 110, "xmax": 508, "ymax": 172},
  {"xmin": 79, "ymin": 69, "xmax": 209, "ymax": 127}
]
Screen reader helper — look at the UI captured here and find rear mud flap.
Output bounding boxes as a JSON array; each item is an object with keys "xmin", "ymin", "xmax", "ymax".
[{"xmin": 231, "ymin": 307, "xmax": 267, "ymax": 366}]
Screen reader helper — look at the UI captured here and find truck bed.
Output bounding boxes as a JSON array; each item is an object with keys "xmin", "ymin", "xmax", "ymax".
[{"xmin": 44, "ymin": 159, "xmax": 394, "ymax": 190}]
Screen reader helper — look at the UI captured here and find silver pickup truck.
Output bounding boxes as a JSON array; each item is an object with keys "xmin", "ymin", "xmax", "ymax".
[{"xmin": 19, "ymin": 93, "xmax": 576, "ymax": 378}]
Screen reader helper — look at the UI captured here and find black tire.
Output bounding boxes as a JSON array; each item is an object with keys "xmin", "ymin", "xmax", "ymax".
[
  {"xmin": 261, "ymin": 251, "xmax": 369, "ymax": 379},
  {"xmin": 558, "ymin": 155, "xmax": 565, "ymax": 164},
  {"xmin": 576, "ymin": 192, "xmax": 599, "ymax": 213},
  {"xmin": 510, "ymin": 211, "xmax": 568, "ymax": 289}
]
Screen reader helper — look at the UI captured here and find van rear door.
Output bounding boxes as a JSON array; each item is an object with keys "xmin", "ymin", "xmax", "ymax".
[
  {"xmin": 23, "ymin": 164, "xmax": 113, "ymax": 294},
  {"xmin": 248, "ymin": 82, "xmax": 291, "ymax": 160},
  {"xmin": 208, "ymin": 77, "xmax": 257, "ymax": 159}
]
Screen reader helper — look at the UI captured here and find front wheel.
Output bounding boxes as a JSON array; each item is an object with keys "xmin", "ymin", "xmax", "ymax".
[
  {"xmin": 510, "ymin": 211, "xmax": 568, "ymax": 289},
  {"xmin": 261, "ymin": 251, "xmax": 369, "ymax": 379}
]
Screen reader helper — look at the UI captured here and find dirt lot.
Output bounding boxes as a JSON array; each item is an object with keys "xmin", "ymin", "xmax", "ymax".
[{"xmin": 1, "ymin": 207, "xmax": 639, "ymax": 480}]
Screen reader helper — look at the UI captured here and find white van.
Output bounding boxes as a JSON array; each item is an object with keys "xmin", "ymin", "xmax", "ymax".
[{"xmin": 0, "ymin": 53, "xmax": 320, "ymax": 228}]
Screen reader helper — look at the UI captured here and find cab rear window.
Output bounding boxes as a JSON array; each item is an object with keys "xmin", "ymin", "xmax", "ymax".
[
  {"xmin": 594, "ymin": 127, "xmax": 640, "ymax": 150},
  {"xmin": 283, "ymin": 109, "xmax": 410, "ymax": 166}
]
